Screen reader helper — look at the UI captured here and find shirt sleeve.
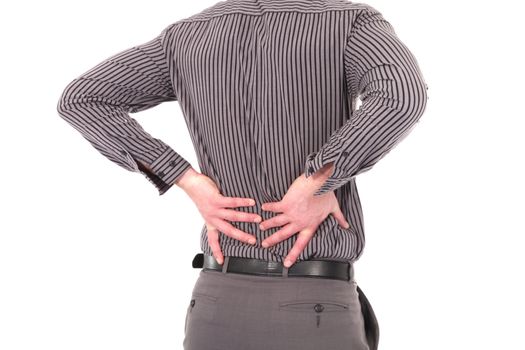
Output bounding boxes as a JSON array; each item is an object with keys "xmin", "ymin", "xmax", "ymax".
[
  {"xmin": 304, "ymin": 6, "xmax": 429, "ymax": 196},
  {"xmin": 56, "ymin": 24, "xmax": 193, "ymax": 196}
]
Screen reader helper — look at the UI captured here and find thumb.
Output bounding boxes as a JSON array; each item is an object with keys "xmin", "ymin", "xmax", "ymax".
[
  {"xmin": 206, "ymin": 225, "xmax": 224, "ymax": 264},
  {"xmin": 331, "ymin": 209, "xmax": 350, "ymax": 229}
]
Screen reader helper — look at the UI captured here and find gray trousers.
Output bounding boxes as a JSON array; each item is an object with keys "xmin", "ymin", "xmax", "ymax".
[{"xmin": 183, "ymin": 262, "xmax": 371, "ymax": 350}]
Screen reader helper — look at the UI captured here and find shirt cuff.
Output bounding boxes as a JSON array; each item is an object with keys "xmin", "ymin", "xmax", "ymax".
[
  {"xmin": 131, "ymin": 146, "xmax": 193, "ymax": 196},
  {"xmin": 304, "ymin": 148, "xmax": 353, "ymax": 196}
]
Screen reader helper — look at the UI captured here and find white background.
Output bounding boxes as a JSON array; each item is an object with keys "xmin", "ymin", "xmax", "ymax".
[{"xmin": 1, "ymin": 0, "xmax": 524, "ymax": 349}]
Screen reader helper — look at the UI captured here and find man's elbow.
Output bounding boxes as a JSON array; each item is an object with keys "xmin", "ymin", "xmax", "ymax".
[
  {"xmin": 56, "ymin": 78, "xmax": 87, "ymax": 124},
  {"xmin": 414, "ymin": 78, "xmax": 429, "ymax": 119},
  {"xmin": 397, "ymin": 75, "xmax": 429, "ymax": 126},
  {"xmin": 57, "ymin": 80, "xmax": 74, "ymax": 118}
]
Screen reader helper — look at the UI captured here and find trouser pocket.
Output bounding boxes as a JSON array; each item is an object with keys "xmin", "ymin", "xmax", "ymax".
[
  {"xmin": 273, "ymin": 296, "xmax": 369, "ymax": 349},
  {"xmin": 183, "ymin": 292, "xmax": 220, "ymax": 350},
  {"xmin": 278, "ymin": 299, "xmax": 351, "ymax": 328},
  {"xmin": 279, "ymin": 300, "xmax": 349, "ymax": 312},
  {"xmin": 184, "ymin": 292, "xmax": 219, "ymax": 331}
]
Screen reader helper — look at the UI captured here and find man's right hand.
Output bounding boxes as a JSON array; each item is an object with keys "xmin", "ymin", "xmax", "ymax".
[
  {"xmin": 258, "ymin": 162, "xmax": 350, "ymax": 268},
  {"xmin": 177, "ymin": 167, "xmax": 260, "ymax": 265}
]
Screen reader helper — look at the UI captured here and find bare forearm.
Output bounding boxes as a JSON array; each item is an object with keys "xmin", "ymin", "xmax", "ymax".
[
  {"xmin": 303, "ymin": 161, "xmax": 335, "ymax": 195},
  {"xmin": 175, "ymin": 166, "xmax": 200, "ymax": 192}
]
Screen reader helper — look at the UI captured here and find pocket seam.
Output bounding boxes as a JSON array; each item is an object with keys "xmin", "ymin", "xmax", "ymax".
[
  {"xmin": 192, "ymin": 291, "xmax": 219, "ymax": 303},
  {"xmin": 278, "ymin": 300, "xmax": 350, "ymax": 312}
]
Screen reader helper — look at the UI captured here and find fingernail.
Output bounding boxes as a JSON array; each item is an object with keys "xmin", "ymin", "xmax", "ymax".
[
  {"xmin": 262, "ymin": 241, "xmax": 269, "ymax": 248},
  {"xmin": 250, "ymin": 199, "xmax": 256, "ymax": 205},
  {"xmin": 345, "ymin": 222, "xmax": 350, "ymax": 228},
  {"xmin": 284, "ymin": 259, "xmax": 292, "ymax": 268},
  {"xmin": 254, "ymin": 216, "xmax": 262, "ymax": 223},
  {"xmin": 217, "ymin": 257, "xmax": 223, "ymax": 264},
  {"xmin": 249, "ymin": 238, "xmax": 256, "ymax": 244},
  {"xmin": 259, "ymin": 224, "xmax": 264, "ymax": 230},
  {"xmin": 261, "ymin": 205, "xmax": 266, "ymax": 210}
]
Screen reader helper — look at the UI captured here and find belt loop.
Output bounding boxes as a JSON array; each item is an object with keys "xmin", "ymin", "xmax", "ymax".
[
  {"xmin": 348, "ymin": 263, "xmax": 354, "ymax": 282},
  {"xmin": 282, "ymin": 264, "xmax": 289, "ymax": 278},
  {"xmin": 222, "ymin": 256, "xmax": 230, "ymax": 273}
]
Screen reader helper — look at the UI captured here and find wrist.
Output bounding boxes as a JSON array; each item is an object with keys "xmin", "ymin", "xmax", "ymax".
[
  {"xmin": 175, "ymin": 166, "xmax": 199, "ymax": 191},
  {"xmin": 312, "ymin": 161, "xmax": 335, "ymax": 180},
  {"xmin": 304, "ymin": 162, "xmax": 334, "ymax": 192}
]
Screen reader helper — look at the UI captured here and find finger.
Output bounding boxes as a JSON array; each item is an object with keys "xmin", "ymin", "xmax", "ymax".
[
  {"xmin": 206, "ymin": 225, "xmax": 224, "ymax": 264},
  {"xmin": 218, "ymin": 196, "xmax": 256, "ymax": 208},
  {"xmin": 219, "ymin": 208, "xmax": 262, "ymax": 224},
  {"xmin": 261, "ymin": 201, "xmax": 285, "ymax": 213},
  {"xmin": 331, "ymin": 209, "xmax": 350, "ymax": 229},
  {"xmin": 261, "ymin": 224, "xmax": 296, "ymax": 248},
  {"xmin": 259, "ymin": 213, "xmax": 289, "ymax": 231},
  {"xmin": 283, "ymin": 228, "xmax": 315, "ymax": 268},
  {"xmin": 212, "ymin": 219, "xmax": 257, "ymax": 245}
]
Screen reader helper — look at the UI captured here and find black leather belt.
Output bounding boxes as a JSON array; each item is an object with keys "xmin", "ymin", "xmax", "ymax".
[{"xmin": 191, "ymin": 253, "xmax": 354, "ymax": 282}]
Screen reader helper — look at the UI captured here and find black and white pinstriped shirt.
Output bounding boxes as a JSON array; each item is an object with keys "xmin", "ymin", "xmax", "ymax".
[{"xmin": 57, "ymin": 0, "xmax": 429, "ymax": 263}]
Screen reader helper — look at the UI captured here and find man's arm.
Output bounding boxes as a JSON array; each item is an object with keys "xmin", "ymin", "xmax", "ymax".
[
  {"xmin": 56, "ymin": 24, "xmax": 192, "ymax": 196},
  {"xmin": 304, "ymin": 6, "xmax": 429, "ymax": 196}
]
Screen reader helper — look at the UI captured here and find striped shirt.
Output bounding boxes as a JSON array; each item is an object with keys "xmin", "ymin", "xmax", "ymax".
[{"xmin": 57, "ymin": 0, "xmax": 429, "ymax": 263}]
